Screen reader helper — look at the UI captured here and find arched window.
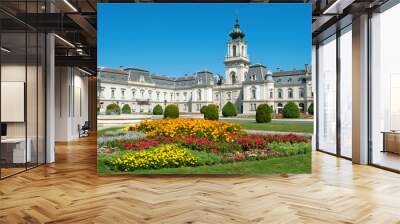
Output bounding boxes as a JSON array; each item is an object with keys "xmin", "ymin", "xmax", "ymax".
[
  {"xmin": 197, "ymin": 89, "xmax": 202, "ymax": 101},
  {"xmin": 288, "ymin": 78, "xmax": 292, "ymax": 83},
  {"xmin": 140, "ymin": 89, "xmax": 145, "ymax": 98},
  {"xmin": 227, "ymin": 92, "xmax": 232, "ymax": 100},
  {"xmin": 148, "ymin": 90, "xmax": 152, "ymax": 99},
  {"xmin": 278, "ymin": 89, "xmax": 283, "ymax": 98},
  {"xmin": 299, "ymin": 103, "xmax": 305, "ymax": 112},
  {"xmin": 241, "ymin": 46, "xmax": 244, "ymax": 56},
  {"xmin": 233, "ymin": 45, "xmax": 237, "ymax": 57},
  {"xmin": 230, "ymin": 71, "xmax": 237, "ymax": 84},
  {"xmin": 299, "ymin": 88, "xmax": 304, "ymax": 98},
  {"xmin": 269, "ymin": 89, "xmax": 273, "ymax": 98},
  {"xmin": 250, "ymin": 86, "xmax": 256, "ymax": 99},
  {"xmin": 131, "ymin": 89, "xmax": 136, "ymax": 99},
  {"xmin": 252, "ymin": 74, "xmax": 256, "ymax": 81},
  {"xmin": 277, "ymin": 103, "xmax": 283, "ymax": 113},
  {"xmin": 288, "ymin": 88, "xmax": 293, "ymax": 98}
]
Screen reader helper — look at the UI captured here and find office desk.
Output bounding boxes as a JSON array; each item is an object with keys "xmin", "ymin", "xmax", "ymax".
[
  {"xmin": 382, "ymin": 131, "xmax": 400, "ymax": 154},
  {"xmin": 1, "ymin": 138, "xmax": 31, "ymax": 164}
]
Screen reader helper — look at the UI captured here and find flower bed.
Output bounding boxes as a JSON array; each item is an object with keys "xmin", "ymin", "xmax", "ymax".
[
  {"xmin": 126, "ymin": 118, "xmax": 241, "ymax": 141},
  {"xmin": 98, "ymin": 119, "xmax": 311, "ymax": 173},
  {"xmin": 110, "ymin": 144, "xmax": 198, "ymax": 171}
]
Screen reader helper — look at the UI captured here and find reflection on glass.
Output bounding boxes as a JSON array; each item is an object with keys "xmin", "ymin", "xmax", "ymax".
[
  {"xmin": 371, "ymin": 3, "xmax": 400, "ymax": 171},
  {"xmin": 340, "ymin": 26, "xmax": 352, "ymax": 158},
  {"xmin": 318, "ymin": 35, "xmax": 337, "ymax": 154},
  {"xmin": 1, "ymin": 31, "xmax": 27, "ymax": 177}
]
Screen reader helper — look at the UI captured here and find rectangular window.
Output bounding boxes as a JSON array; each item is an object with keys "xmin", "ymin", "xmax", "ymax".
[
  {"xmin": 111, "ymin": 88, "xmax": 116, "ymax": 99},
  {"xmin": 340, "ymin": 25, "xmax": 352, "ymax": 158},
  {"xmin": 370, "ymin": 4, "xmax": 400, "ymax": 171},
  {"xmin": 317, "ymin": 34, "xmax": 337, "ymax": 154},
  {"xmin": 100, "ymin": 87, "xmax": 105, "ymax": 98}
]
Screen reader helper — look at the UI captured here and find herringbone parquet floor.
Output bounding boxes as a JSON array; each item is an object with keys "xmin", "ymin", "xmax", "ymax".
[{"xmin": 1, "ymin": 136, "xmax": 400, "ymax": 224}]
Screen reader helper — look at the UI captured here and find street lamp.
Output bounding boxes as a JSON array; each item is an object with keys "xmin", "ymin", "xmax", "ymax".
[{"xmin": 217, "ymin": 75, "xmax": 223, "ymax": 113}]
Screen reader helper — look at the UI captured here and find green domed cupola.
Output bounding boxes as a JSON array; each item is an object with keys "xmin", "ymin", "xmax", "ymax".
[{"xmin": 229, "ymin": 17, "xmax": 245, "ymax": 40}]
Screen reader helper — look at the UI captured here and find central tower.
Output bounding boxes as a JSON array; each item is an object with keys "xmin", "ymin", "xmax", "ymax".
[{"xmin": 224, "ymin": 17, "xmax": 250, "ymax": 85}]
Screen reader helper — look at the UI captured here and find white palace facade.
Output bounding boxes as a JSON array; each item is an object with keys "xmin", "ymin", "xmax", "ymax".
[{"xmin": 97, "ymin": 18, "xmax": 313, "ymax": 114}]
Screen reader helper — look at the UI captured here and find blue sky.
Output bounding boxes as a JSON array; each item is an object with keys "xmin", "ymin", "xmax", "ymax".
[{"xmin": 98, "ymin": 3, "xmax": 311, "ymax": 76}]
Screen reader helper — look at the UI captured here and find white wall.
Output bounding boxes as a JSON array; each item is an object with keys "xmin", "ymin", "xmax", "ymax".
[{"xmin": 55, "ymin": 67, "xmax": 89, "ymax": 141}]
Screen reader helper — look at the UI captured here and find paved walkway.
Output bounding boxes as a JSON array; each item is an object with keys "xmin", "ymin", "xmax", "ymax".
[{"xmin": 245, "ymin": 129, "xmax": 313, "ymax": 137}]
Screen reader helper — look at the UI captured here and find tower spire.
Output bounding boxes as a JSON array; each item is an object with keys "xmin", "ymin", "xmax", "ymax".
[{"xmin": 229, "ymin": 16, "xmax": 245, "ymax": 40}]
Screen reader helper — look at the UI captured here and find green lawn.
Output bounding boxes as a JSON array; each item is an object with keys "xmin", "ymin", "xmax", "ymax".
[
  {"xmin": 231, "ymin": 120, "xmax": 313, "ymax": 133},
  {"xmin": 97, "ymin": 151, "xmax": 311, "ymax": 174},
  {"xmin": 97, "ymin": 126, "xmax": 124, "ymax": 137}
]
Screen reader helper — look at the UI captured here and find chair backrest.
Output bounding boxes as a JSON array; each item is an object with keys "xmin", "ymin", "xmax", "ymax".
[{"xmin": 82, "ymin": 121, "xmax": 90, "ymax": 129}]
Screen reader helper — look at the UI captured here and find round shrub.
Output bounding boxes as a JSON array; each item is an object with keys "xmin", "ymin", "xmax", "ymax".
[
  {"xmin": 164, "ymin": 104, "xmax": 179, "ymax": 118},
  {"xmin": 256, "ymin": 104, "xmax": 272, "ymax": 123},
  {"xmin": 204, "ymin": 104, "xmax": 219, "ymax": 120},
  {"xmin": 282, "ymin": 102, "xmax": 300, "ymax": 118},
  {"xmin": 200, "ymin": 105, "xmax": 207, "ymax": 114},
  {"xmin": 308, "ymin": 103, "xmax": 314, "ymax": 115},
  {"xmin": 222, "ymin": 102, "xmax": 237, "ymax": 117},
  {"xmin": 121, "ymin": 104, "xmax": 131, "ymax": 114},
  {"xmin": 153, "ymin": 104, "xmax": 163, "ymax": 115},
  {"xmin": 106, "ymin": 103, "xmax": 120, "ymax": 115}
]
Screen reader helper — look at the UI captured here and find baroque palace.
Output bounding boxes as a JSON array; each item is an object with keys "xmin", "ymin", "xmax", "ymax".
[{"xmin": 97, "ymin": 18, "xmax": 313, "ymax": 114}]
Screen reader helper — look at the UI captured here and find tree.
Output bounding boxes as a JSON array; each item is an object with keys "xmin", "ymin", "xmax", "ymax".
[
  {"xmin": 256, "ymin": 104, "xmax": 272, "ymax": 123},
  {"xmin": 308, "ymin": 103, "xmax": 314, "ymax": 115},
  {"xmin": 121, "ymin": 104, "xmax": 132, "ymax": 114},
  {"xmin": 153, "ymin": 104, "xmax": 163, "ymax": 115},
  {"xmin": 222, "ymin": 102, "xmax": 237, "ymax": 117},
  {"xmin": 282, "ymin": 102, "xmax": 300, "ymax": 118},
  {"xmin": 164, "ymin": 104, "xmax": 179, "ymax": 118},
  {"xmin": 106, "ymin": 103, "xmax": 121, "ymax": 115},
  {"xmin": 204, "ymin": 104, "xmax": 219, "ymax": 120},
  {"xmin": 200, "ymin": 105, "xmax": 207, "ymax": 114}
]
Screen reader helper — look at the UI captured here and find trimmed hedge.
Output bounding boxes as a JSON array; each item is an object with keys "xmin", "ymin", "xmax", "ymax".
[
  {"xmin": 121, "ymin": 104, "xmax": 131, "ymax": 114},
  {"xmin": 222, "ymin": 102, "xmax": 237, "ymax": 117},
  {"xmin": 153, "ymin": 104, "xmax": 163, "ymax": 115},
  {"xmin": 164, "ymin": 104, "xmax": 179, "ymax": 118},
  {"xmin": 282, "ymin": 102, "xmax": 300, "ymax": 118},
  {"xmin": 256, "ymin": 104, "xmax": 272, "ymax": 123},
  {"xmin": 200, "ymin": 105, "xmax": 207, "ymax": 114},
  {"xmin": 106, "ymin": 103, "xmax": 121, "ymax": 115},
  {"xmin": 204, "ymin": 104, "xmax": 219, "ymax": 120},
  {"xmin": 308, "ymin": 103, "xmax": 314, "ymax": 115}
]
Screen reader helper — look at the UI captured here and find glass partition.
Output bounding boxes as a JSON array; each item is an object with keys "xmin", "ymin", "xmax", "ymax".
[
  {"xmin": 0, "ymin": 2, "xmax": 46, "ymax": 179},
  {"xmin": 1, "ymin": 30, "xmax": 28, "ymax": 177}
]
